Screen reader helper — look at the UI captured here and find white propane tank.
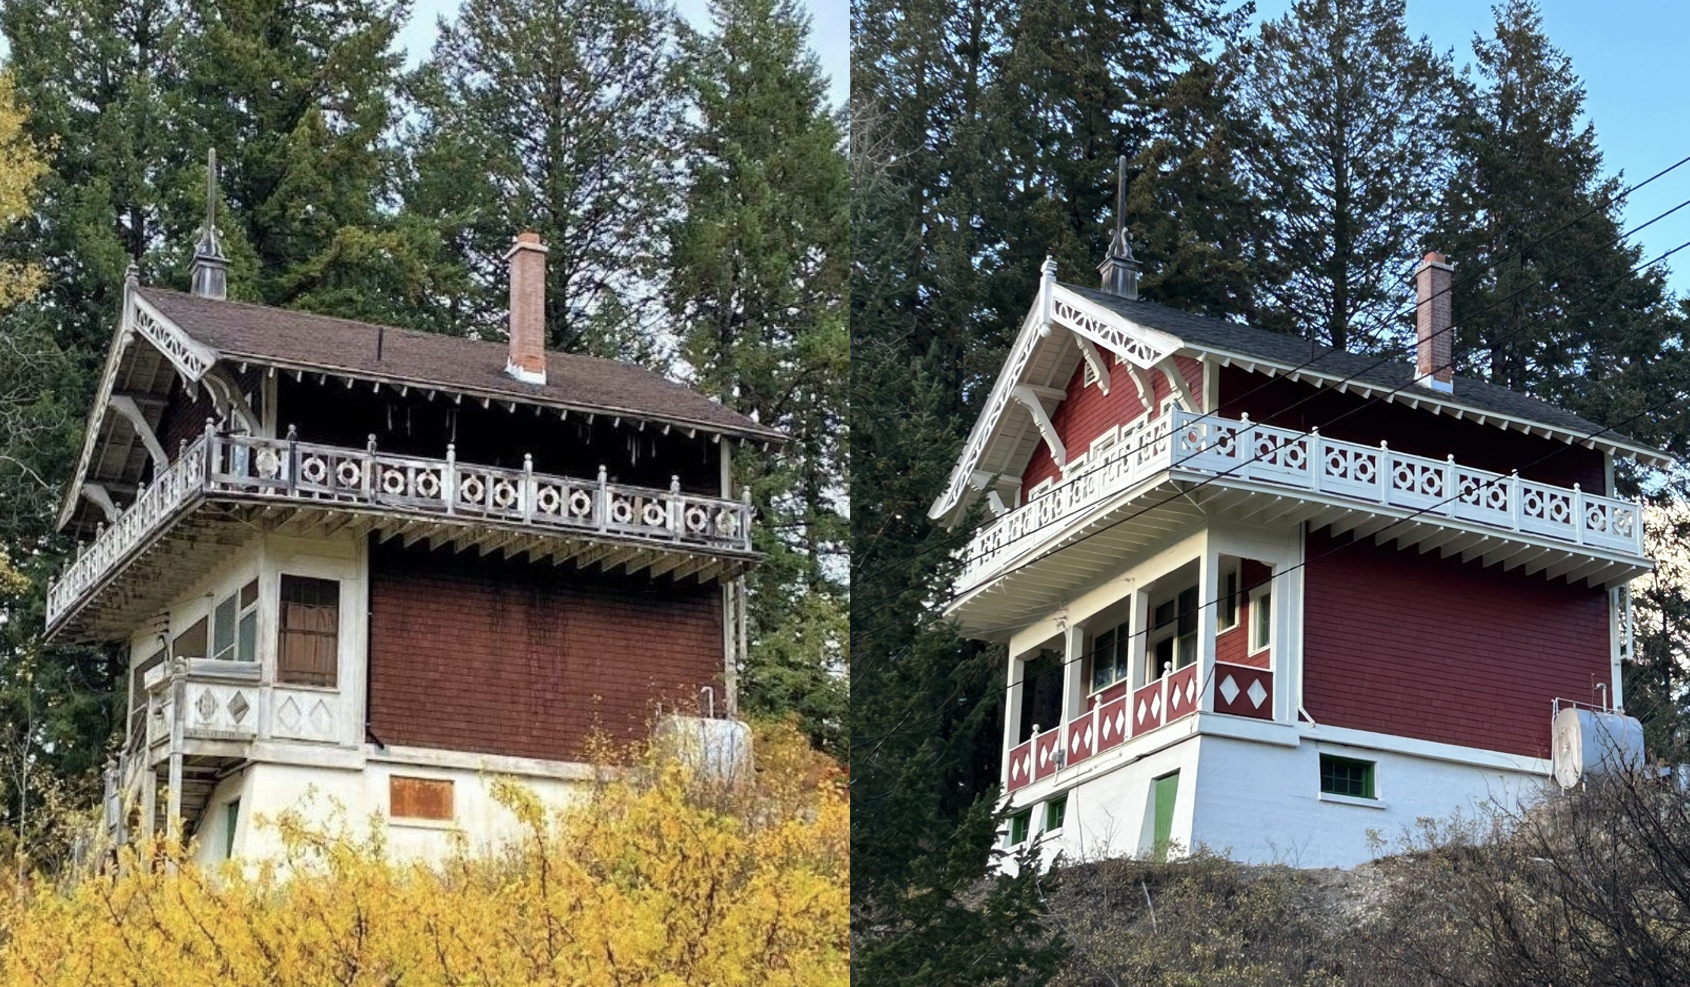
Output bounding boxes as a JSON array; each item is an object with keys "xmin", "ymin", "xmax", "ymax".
[
  {"xmin": 1552, "ymin": 706, "xmax": 1645, "ymax": 789},
  {"xmin": 655, "ymin": 714, "xmax": 753, "ymax": 781}
]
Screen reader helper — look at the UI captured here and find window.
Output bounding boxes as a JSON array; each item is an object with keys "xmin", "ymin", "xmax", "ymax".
[
  {"xmin": 1008, "ymin": 809, "xmax": 1031, "ymax": 847},
  {"xmin": 211, "ymin": 580, "xmax": 260, "ymax": 662},
  {"xmin": 175, "ymin": 616, "xmax": 208, "ymax": 659},
  {"xmin": 278, "ymin": 575, "xmax": 340, "ymax": 687},
  {"xmin": 1320, "ymin": 755, "xmax": 1375, "ymax": 799},
  {"xmin": 1063, "ymin": 453, "xmax": 1087, "ymax": 479},
  {"xmin": 1218, "ymin": 568, "xmax": 1240, "ymax": 632},
  {"xmin": 1150, "ymin": 586, "xmax": 1198, "ymax": 679},
  {"xmin": 391, "ymin": 776, "xmax": 454, "ymax": 820},
  {"xmin": 1027, "ymin": 478, "xmax": 1054, "ymax": 502},
  {"xmin": 1088, "ymin": 618, "xmax": 1131, "ymax": 693},
  {"xmin": 1090, "ymin": 428, "xmax": 1119, "ymax": 464},
  {"xmin": 1249, "ymin": 585, "xmax": 1272, "ymax": 654},
  {"xmin": 1017, "ymin": 651, "xmax": 1063, "ymax": 744},
  {"xmin": 1045, "ymin": 794, "xmax": 1068, "ymax": 833}
]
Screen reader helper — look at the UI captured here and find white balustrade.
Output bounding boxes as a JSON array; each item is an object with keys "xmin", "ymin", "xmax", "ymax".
[
  {"xmin": 48, "ymin": 429, "xmax": 755, "ymax": 631},
  {"xmin": 959, "ymin": 408, "xmax": 1645, "ymax": 592}
]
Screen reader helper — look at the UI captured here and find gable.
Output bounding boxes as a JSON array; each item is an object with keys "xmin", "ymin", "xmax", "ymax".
[{"xmin": 928, "ymin": 264, "xmax": 1202, "ymax": 521}]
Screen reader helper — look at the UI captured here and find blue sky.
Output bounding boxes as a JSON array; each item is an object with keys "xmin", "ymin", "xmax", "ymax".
[
  {"xmin": 1254, "ymin": 0, "xmax": 1690, "ymax": 295},
  {"xmin": 398, "ymin": 0, "xmax": 849, "ymax": 111}
]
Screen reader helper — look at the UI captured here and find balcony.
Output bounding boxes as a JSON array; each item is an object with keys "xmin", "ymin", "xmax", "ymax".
[
  {"xmin": 48, "ymin": 429, "xmax": 755, "ymax": 637},
  {"xmin": 959, "ymin": 409, "xmax": 1645, "ymax": 599},
  {"xmin": 1007, "ymin": 661, "xmax": 1275, "ymax": 794}
]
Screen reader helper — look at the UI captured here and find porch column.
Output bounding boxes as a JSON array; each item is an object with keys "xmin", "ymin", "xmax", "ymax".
[
  {"xmin": 1127, "ymin": 585, "xmax": 1150, "ymax": 687},
  {"xmin": 1061, "ymin": 620, "xmax": 1086, "ymax": 724},
  {"xmin": 1275, "ymin": 561, "xmax": 1296, "ymax": 724},
  {"xmin": 1001, "ymin": 651, "xmax": 1026, "ymax": 788},
  {"xmin": 1197, "ymin": 535, "xmax": 1219, "ymax": 713}
]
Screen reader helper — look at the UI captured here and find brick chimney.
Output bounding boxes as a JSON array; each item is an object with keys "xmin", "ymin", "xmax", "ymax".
[
  {"xmin": 1415, "ymin": 252, "xmax": 1454, "ymax": 393},
  {"xmin": 504, "ymin": 232, "xmax": 548, "ymax": 385}
]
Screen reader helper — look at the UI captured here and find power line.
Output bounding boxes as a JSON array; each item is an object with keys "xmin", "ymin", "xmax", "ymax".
[
  {"xmin": 855, "ymin": 233, "xmax": 1690, "ymax": 755},
  {"xmin": 855, "ymin": 152, "xmax": 1690, "ymax": 590},
  {"xmin": 854, "ymin": 190, "xmax": 1690, "ymax": 628}
]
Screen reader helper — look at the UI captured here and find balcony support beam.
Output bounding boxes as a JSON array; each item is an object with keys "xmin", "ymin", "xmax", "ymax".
[
  {"xmin": 108, "ymin": 395, "xmax": 170, "ymax": 475},
  {"xmin": 1011, "ymin": 385, "xmax": 1066, "ymax": 468}
]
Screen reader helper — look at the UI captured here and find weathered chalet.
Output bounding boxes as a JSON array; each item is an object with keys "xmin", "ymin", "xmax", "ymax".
[
  {"xmin": 54, "ymin": 208, "xmax": 780, "ymax": 863},
  {"xmin": 939, "ymin": 229, "xmax": 1668, "ymax": 868}
]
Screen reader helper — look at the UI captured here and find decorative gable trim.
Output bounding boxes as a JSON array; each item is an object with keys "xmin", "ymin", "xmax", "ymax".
[
  {"xmin": 55, "ymin": 286, "xmax": 222, "ymax": 532},
  {"xmin": 132, "ymin": 292, "xmax": 216, "ymax": 381},
  {"xmin": 1049, "ymin": 289, "xmax": 1180, "ymax": 369},
  {"xmin": 929, "ymin": 263, "xmax": 1190, "ymax": 521}
]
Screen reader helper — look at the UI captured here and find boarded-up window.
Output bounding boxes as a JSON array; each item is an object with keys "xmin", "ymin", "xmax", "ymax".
[
  {"xmin": 389, "ymin": 776, "xmax": 453, "ymax": 820},
  {"xmin": 278, "ymin": 576, "xmax": 339, "ymax": 687},
  {"xmin": 175, "ymin": 616, "xmax": 208, "ymax": 660}
]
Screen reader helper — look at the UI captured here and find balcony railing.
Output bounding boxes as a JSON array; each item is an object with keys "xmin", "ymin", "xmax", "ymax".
[
  {"xmin": 49, "ymin": 428, "xmax": 755, "ymax": 629},
  {"xmin": 1005, "ymin": 661, "xmax": 1274, "ymax": 794},
  {"xmin": 961, "ymin": 409, "xmax": 1644, "ymax": 593}
]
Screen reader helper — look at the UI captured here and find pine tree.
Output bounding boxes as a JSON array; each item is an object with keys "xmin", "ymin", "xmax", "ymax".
[
  {"xmin": 848, "ymin": 96, "xmax": 1068, "ymax": 986},
  {"xmin": 171, "ymin": 0, "xmax": 422, "ymax": 321},
  {"xmin": 1431, "ymin": 0, "xmax": 1690, "ymax": 454},
  {"xmin": 1238, "ymin": 0, "xmax": 1457, "ymax": 351},
  {"xmin": 669, "ymin": 0, "xmax": 847, "ymax": 751},
  {"xmin": 404, "ymin": 0, "xmax": 686, "ymax": 358}
]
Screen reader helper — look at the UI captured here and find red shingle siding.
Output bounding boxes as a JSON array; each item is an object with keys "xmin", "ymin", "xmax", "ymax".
[
  {"xmin": 1302, "ymin": 527, "xmax": 1610, "ymax": 757},
  {"xmin": 1022, "ymin": 355, "xmax": 1205, "ymax": 499},
  {"xmin": 367, "ymin": 544, "xmax": 724, "ymax": 762},
  {"xmin": 1216, "ymin": 365, "xmax": 1606, "ymax": 492},
  {"xmin": 1216, "ymin": 560, "xmax": 1273, "ymax": 669}
]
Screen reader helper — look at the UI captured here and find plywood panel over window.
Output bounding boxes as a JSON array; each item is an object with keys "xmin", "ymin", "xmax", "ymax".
[
  {"xmin": 278, "ymin": 575, "xmax": 339, "ymax": 687},
  {"xmin": 390, "ymin": 776, "xmax": 453, "ymax": 820}
]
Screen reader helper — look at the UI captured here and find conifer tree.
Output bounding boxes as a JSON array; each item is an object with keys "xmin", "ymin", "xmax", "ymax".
[
  {"xmin": 669, "ymin": 0, "xmax": 847, "ymax": 751},
  {"xmin": 404, "ymin": 0, "xmax": 686, "ymax": 357},
  {"xmin": 1431, "ymin": 0, "xmax": 1690, "ymax": 450},
  {"xmin": 172, "ymin": 0, "xmax": 421, "ymax": 321},
  {"xmin": 1238, "ymin": 0, "xmax": 1457, "ymax": 351}
]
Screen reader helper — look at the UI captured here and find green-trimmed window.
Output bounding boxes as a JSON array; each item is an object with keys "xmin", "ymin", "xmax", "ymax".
[
  {"xmin": 1319, "ymin": 755, "xmax": 1375, "ymax": 799},
  {"xmin": 1045, "ymin": 794, "xmax": 1067, "ymax": 832},
  {"xmin": 1008, "ymin": 809, "xmax": 1031, "ymax": 847}
]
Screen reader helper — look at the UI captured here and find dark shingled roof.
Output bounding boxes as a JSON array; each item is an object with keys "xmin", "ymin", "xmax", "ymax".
[
  {"xmin": 139, "ymin": 287, "xmax": 782, "ymax": 442},
  {"xmin": 1063, "ymin": 282, "xmax": 1665, "ymax": 461}
]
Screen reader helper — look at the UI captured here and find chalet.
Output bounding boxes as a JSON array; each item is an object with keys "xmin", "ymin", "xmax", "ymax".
[
  {"xmin": 940, "ymin": 211, "xmax": 1667, "ymax": 868},
  {"xmin": 51, "ymin": 177, "xmax": 781, "ymax": 864}
]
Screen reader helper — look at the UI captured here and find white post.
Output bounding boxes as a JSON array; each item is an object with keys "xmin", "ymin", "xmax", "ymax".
[
  {"xmin": 1002, "ymin": 651, "xmax": 1026, "ymax": 787},
  {"xmin": 1061, "ymin": 618, "xmax": 1086, "ymax": 725},
  {"xmin": 1197, "ymin": 535, "xmax": 1219, "ymax": 714}
]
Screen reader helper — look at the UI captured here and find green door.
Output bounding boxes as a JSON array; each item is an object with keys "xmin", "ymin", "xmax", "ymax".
[{"xmin": 1152, "ymin": 771, "xmax": 1179, "ymax": 859}]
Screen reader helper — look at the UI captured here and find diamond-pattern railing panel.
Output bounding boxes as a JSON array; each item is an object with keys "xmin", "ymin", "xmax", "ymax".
[{"xmin": 1213, "ymin": 662, "xmax": 1273, "ymax": 720}]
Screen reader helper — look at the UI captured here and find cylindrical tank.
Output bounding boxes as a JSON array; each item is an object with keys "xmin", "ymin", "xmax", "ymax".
[{"xmin": 1552, "ymin": 707, "xmax": 1645, "ymax": 789}]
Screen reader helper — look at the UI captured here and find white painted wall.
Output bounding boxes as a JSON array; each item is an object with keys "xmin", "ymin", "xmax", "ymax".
[
  {"xmin": 1008, "ymin": 727, "xmax": 1553, "ymax": 871},
  {"xmin": 189, "ymin": 754, "xmax": 596, "ymax": 867}
]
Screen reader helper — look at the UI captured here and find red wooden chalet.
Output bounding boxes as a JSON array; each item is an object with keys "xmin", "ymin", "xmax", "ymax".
[{"xmin": 938, "ymin": 214, "xmax": 1668, "ymax": 868}]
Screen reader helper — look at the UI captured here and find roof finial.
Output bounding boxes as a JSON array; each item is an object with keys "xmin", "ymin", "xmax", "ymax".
[
  {"xmin": 191, "ymin": 148, "xmax": 228, "ymax": 301},
  {"xmin": 1098, "ymin": 154, "xmax": 1140, "ymax": 300}
]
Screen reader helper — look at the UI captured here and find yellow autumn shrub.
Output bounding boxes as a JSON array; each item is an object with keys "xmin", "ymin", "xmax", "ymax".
[{"xmin": 0, "ymin": 720, "xmax": 847, "ymax": 987}]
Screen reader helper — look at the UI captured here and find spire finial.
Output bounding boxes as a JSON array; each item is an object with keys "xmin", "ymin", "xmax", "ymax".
[
  {"xmin": 1098, "ymin": 153, "xmax": 1140, "ymax": 300},
  {"xmin": 191, "ymin": 148, "xmax": 228, "ymax": 300},
  {"xmin": 204, "ymin": 147, "xmax": 217, "ymax": 235}
]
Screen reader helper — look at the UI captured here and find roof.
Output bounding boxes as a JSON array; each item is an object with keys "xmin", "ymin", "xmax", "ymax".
[
  {"xmin": 929, "ymin": 269, "xmax": 1671, "ymax": 521},
  {"xmin": 1063, "ymin": 283, "xmax": 1656, "ymax": 452},
  {"xmin": 136, "ymin": 287, "xmax": 783, "ymax": 443}
]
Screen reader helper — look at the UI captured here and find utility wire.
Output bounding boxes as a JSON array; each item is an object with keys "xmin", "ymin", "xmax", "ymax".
[
  {"xmin": 856, "ymin": 153, "xmax": 1690, "ymax": 589},
  {"xmin": 856, "ymin": 231, "xmax": 1690, "ymax": 753},
  {"xmin": 854, "ymin": 188, "xmax": 1690, "ymax": 624}
]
